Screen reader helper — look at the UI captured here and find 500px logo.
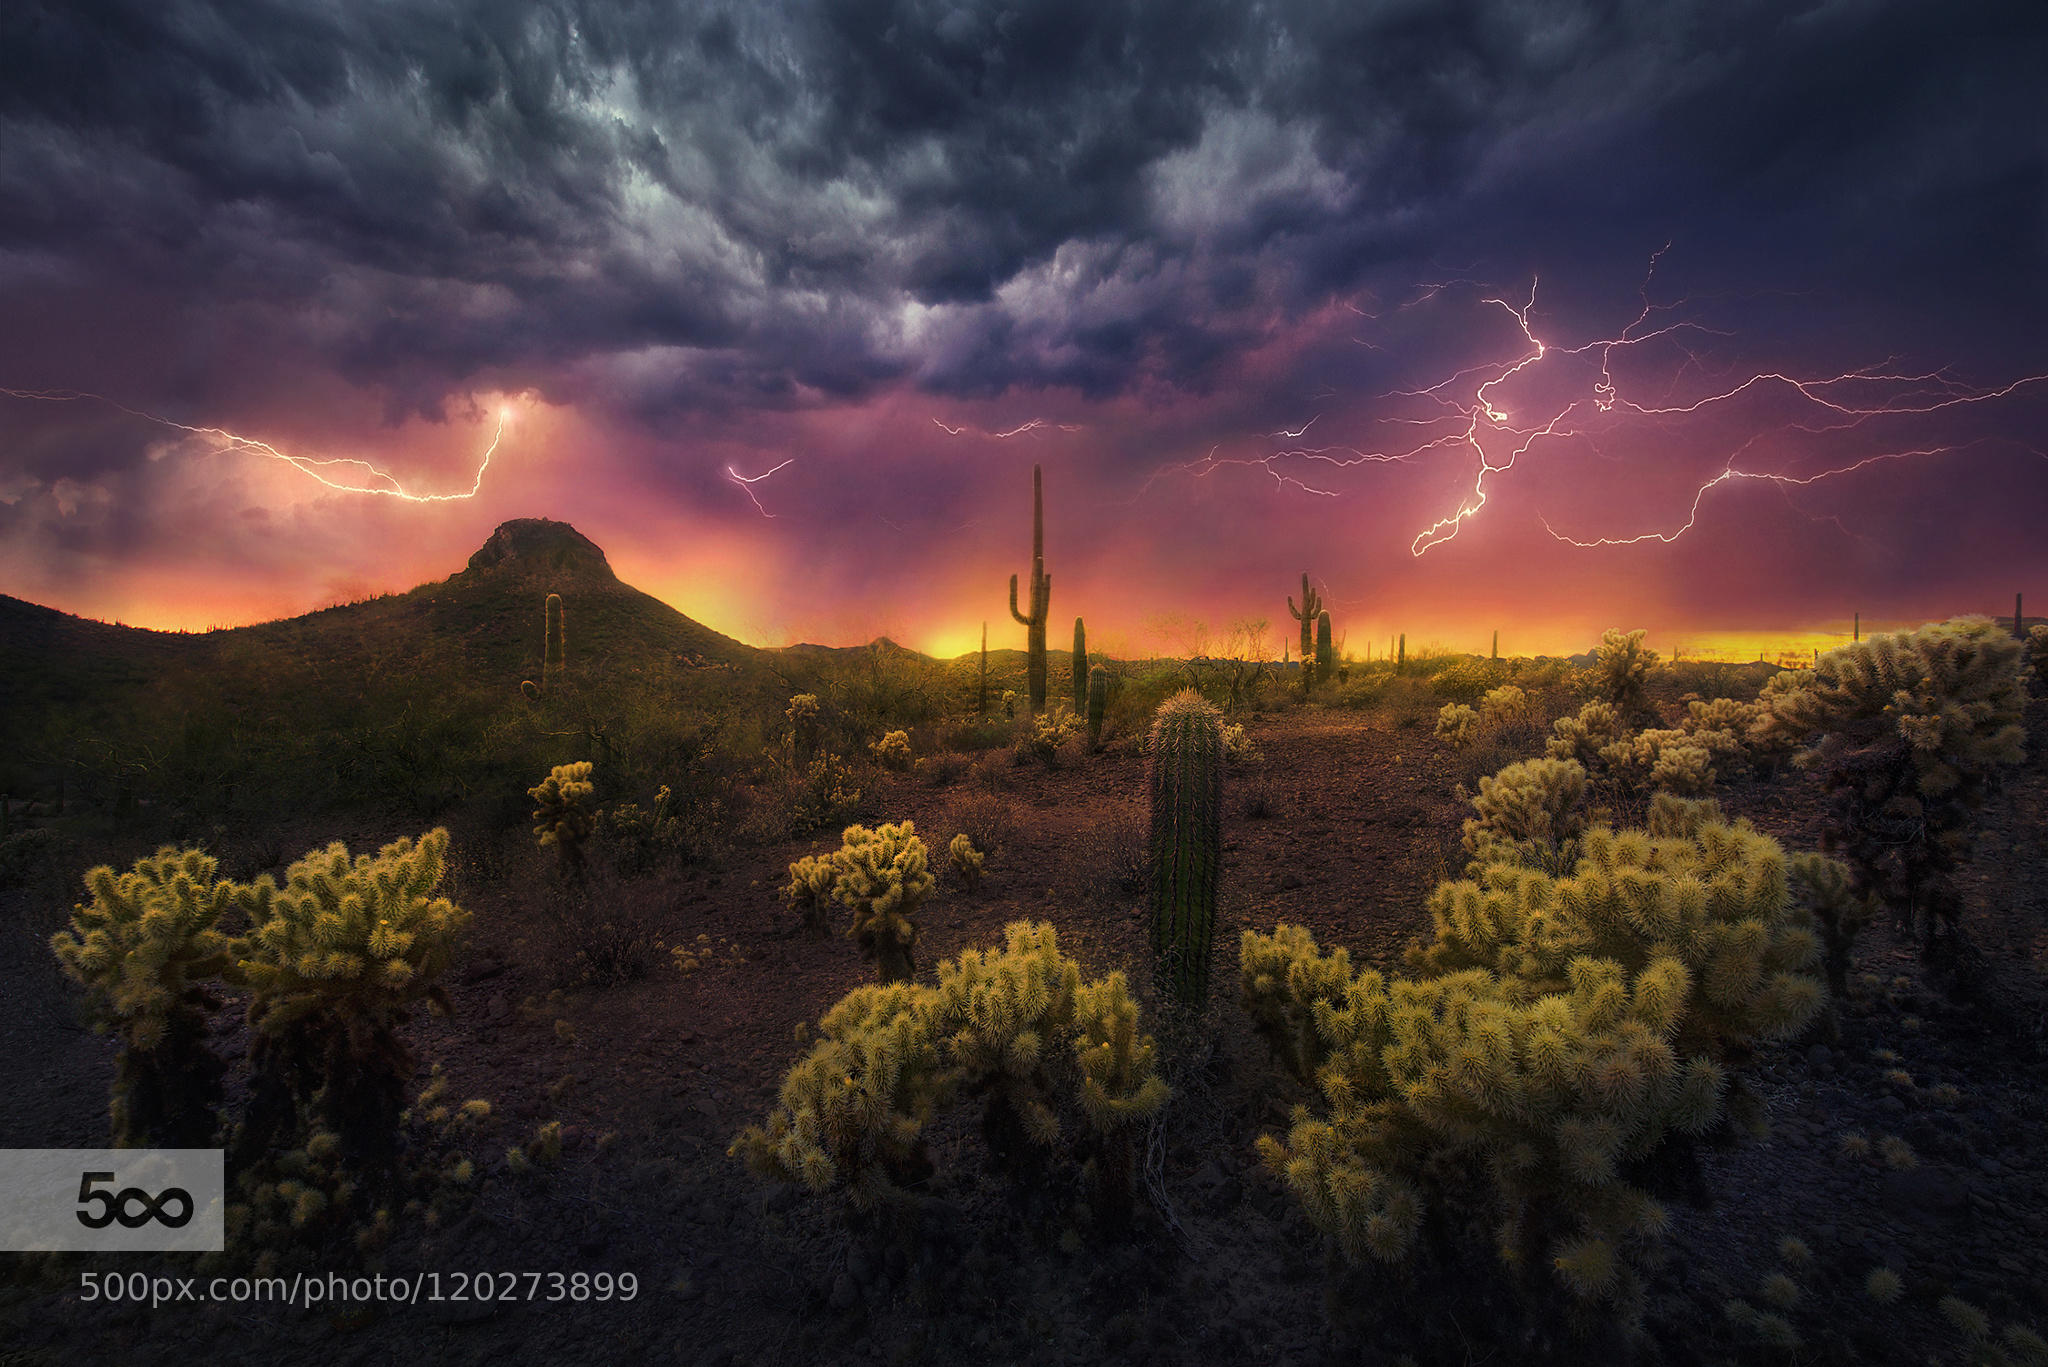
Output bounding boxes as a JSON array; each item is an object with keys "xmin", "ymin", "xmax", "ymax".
[
  {"xmin": 0, "ymin": 1150, "xmax": 222, "ymax": 1252},
  {"xmin": 74, "ymin": 1171, "xmax": 195, "ymax": 1230}
]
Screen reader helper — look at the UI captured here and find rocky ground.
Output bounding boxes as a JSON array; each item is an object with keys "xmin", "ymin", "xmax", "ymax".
[{"xmin": 4, "ymin": 692, "xmax": 2045, "ymax": 1366}]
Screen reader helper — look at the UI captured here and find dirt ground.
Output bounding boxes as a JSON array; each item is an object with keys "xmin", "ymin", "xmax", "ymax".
[{"xmin": 5, "ymin": 696, "xmax": 2046, "ymax": 1366}]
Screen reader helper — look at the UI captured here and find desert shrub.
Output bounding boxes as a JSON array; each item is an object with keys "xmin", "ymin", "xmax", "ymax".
[
  {"xmin": 236, "ymin": 830, "xmax": 471, "ymax": 1192},
  {"xmin": 529, "ymin": 761, "xmax": 597, "ymax": 878},
  {"xmin": 1751, "ymin": 616, "xmax": 2028, "ymax": 962},
  {"xmin": 732, "ymin": 922, "xmax": 1167, "ymax": 1227},
  {"xmin": 49, "ymin": 847, "xmax": 240, "ymax": 1147},
  {"xmin": 1245, "ymin": 798, "xmax": 1825, "ymax": 1323},
  {"xmin": 1591, "ymin": 628, "xmax": 1658, "ymax": 718},
  {"xmin": 1460, "ymin": 757, "xmax": 1589, "ymax": 875},
  {"xmin": 0, "ymin": 825, "xmax": 72, "ymax": 890},
  {"xmin": 921, "ymin": 749, "xmax": 973, "ymax": 787},
  {"xmin": 870, "ymin": 729, "xmax": 914, "ymax": 772},
  {"xmin": 1240, "ymin": 771, "xmax": 1280, "ymax": 818},
  {"xmin": 944, "ymin": 790, "xmax": 1016, "ymax": 863},
  {"xmin": 545, "ymin": 870, "xmax": 671, "ymax": 988},
  {"xmin": 1436, "ymin": 703, "xmax": 1481, "ymax": 749},
  {"xmin": 785, "ymin": 754, "xmax": 863, "ymax": 837},
  {"xmin": 948, "ymin": 834, "xmax": 985, "ymax": 891},
  {"xmin": 1427, "ymin": 656, "xmax": 1511, "ymax": 704},
  {"xmin": 2028, "ymin": 625, "xmax": 2048, "ymax": 693},
  {"xmin": 1015, "ymin": 705, "xmax": 1081, "ymax": 767}
]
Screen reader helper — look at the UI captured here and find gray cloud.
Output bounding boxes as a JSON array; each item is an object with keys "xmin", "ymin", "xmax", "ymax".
[{"xmin": 0, "ymin": 0, "xmax": 2042, "ymax": 436}]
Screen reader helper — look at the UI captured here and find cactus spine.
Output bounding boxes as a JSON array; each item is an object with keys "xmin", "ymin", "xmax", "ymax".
[
  {"xmin": 1008, "ymin": 465, "xmax": 1052, "ymax": 713},
  {"xmin": 1286, "ymin": 572, "xmax": 1323, "ymax": 662},
  {"xmin": 544, "ymin": 592, "xmax": 565, "ymax": 690},
  {"xmin": 1072, "ymin": 617, "xmax": 1088, "ymax": 712},
  {"xmin": 1147, "ymin": 691, "xmax": 1224, "ymax": 1010},
  {"xmin": 1315, "ymin": 610, "xmax": 1333, "ymax": 682},
  {"xmin": 1087, "ymin": 664, "xmax": 1107, "ymax": 751}
]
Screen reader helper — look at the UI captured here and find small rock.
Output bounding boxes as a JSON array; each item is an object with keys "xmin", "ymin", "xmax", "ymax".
[
  {"xmin": 1806, "ymin": 1044, "xmax": 1834, "ymax": 1072},
  {"xmin": 486, "ymin": 993, "xmax": 511, "ymax": 1023},
  {"xmin": 828, "ymin": 1273, "xmax": 858, "ymax": 1312}
]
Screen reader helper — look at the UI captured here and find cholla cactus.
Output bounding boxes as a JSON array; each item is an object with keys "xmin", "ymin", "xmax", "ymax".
[
  {"xmin": 237, "ymin": 830, "xmax": 470, "ymax": 1180},
  {"xmin": 1436, "ymin": 703, "xmax": 1480, "ymax": 749},
  {"xmin": 1547, "ymin": 701, "xmax": 1628, "ymax": 767},
  {"xmin": 1149, "ymin": 690, "xmax": 1225, "ymax": 1010},
  {"xmin": 730, "ymin": 982, "xmax": 944, "ymax": 1210},
  {"xmin": 1620, "ymin": 729, "xmax": 1718, "ymax": 796},
  {"xmin": 50, "ymin": 847, "xmax": 239, "ymax": 1147},
  {"xmin": 529, "ymin": 761, "xmax": 596, "ymax": 878},
  {"xmin": 1019, "ymin": 704, "xmax": 1080, "ymax": 766},
  {"xmin": 1480, "ymin": 684, "xmax": 1528, "ymax": 726},
  {"xmin": 785, "ymin": 694, "xmax": 822, "ymax": 765},
  {"xmin": 1072, "ymin": 967, "xmax": 1170, "ymax": 1230},
  {"xmin": 1787, "ymin": 850, "xmax": 1874, "ymax": 1000},
  {"xmin": 832, "ymin": 822, "xmax": 934, "ymax": 983},
  {"xmin": 2027, "ymin": 624, "xmax": 2048, "ymax": 695},
  {"xmin": 1249, "ymin": 800, "xmax": 1825, "ymax": 1314},
  {"xmin": 948, "ymin": 833, "xmax": 985, "ymax": 891},
  {"xmin": 1221, "ymin": 721, "xmax": 1262, "ymax": 763},
  {"xmin": 1592, "ymin": 628, "xmax": 1658, "ymax": 717},
  {"xmin": 870, "ymin": 729, "xmax": 914, "ymax": 771},
  {"xmin": 1460, "ymin": 757, "xmax": 1588, "ymax": 875},
  {"xmin": 1751, "ymin": 616, "xmax": 2027, "ymax": 959},
  {"xmin": 782, "ymin": 851, "xmax": 840, "ymax": 936},
  {"xmin": 734, "ymin": 921, "xmax": 1168, "ymax": 1226}
]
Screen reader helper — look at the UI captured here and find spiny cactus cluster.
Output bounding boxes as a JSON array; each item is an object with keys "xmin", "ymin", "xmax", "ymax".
[
  {"xmin": 1481, "ymin": 684, "xmax": 1528, "ymax": 725},
  {"xmin": 1591, "ymin": 627, "xmax": 1658, "ymax": 717},
  {"xmin": 1243, "ymin": 791, "xmax": 1826, "ymax": 1316},
  {"xmin": 237, "ymin": 829, "xmax": 471, "ymax": 1182},
  {"xmin": 1547, "ymin": 700, "xmax": 1629, "ymax": 768},
  {"xmin": 1148, "ymin": 690, "xmax": 1225, "ymax": 1010},
  {"xmin": 1459, "ymin": 756, "xmax": 1588, "ymax": 875},
  {"xmin": 732, "ymin": 922, "xmax": 1167, "ymax": 1226},
  {"xmin": 786, "ymin": 693, "xmax": 823, "ymax": 765},
  {"xmin": 784, "ymin": 822, "xmax": 933, "ymax": 981},
  {"xmin": 1019, "ymin": 703, "xmax": 1081, "ymax": 766},
  {"xmin": 50, "ymin": 847, "xmax": 240, "ymax": 1146},
  {"xmin": 529, "ymin": 761, "xmax": 597, "ymax": 878},
  {"xmin": 948, "ymin": 833, "xmax": 985, "ymax": 891},
  {"xmin": 1435, "ymin": 703, "xmax": 1481, "ymax": 749},
  {"xmin": 1751, "ymin": 616, "xmax": 2028, "ymax": 960},
  {"xmin": 870, "ymin": 729, "xmax": 914, "ymax": 771}
]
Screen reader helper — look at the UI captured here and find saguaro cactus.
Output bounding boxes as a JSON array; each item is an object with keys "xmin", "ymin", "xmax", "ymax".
[
  {"xmin": 1853, "ymin": 611, "xmax": 1860, "ymax": 643},
  {"xmin": 1009, "ymin": 465, "xmax": 1052, "ymax": 713},
  {"xmin": 1287, "ymin": 573, "xmax": 1323, "ymax": 662},
  {"xmin": 1492, "ymin": 629, "xmax": 1499, "ymax": 660},
  {"xmin": 1148, "ymin": 690, "xmax": 1225, "ymax": 1010},
  {"xmin": 544, "ymin": 592, "xmax": 566, "ymax": 689},
  {"xmin": 1398, "ymin": 633, "xmax": 1406, "ymax": 671},
  {"xmin": 978, "ymin": 621, "xmax": 989, "ymax": 715},
  {"xmin": 2018, "ymin": 593, "xmax": 2026, "ymax": 639},
  {"xmin": 1072, "ymin": 617, "xmax": 1088, "ymax": 712},
  {"xmin": 1315, "ymin": 611, "xmax": 1333, "ymax": 681},
  {"xmin": 1087, "ymin": 664, "xmax": 1108, "ymax": 751}
]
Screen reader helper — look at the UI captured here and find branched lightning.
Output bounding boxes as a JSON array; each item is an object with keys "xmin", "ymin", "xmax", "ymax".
[
  {"xmin": 931, "ymin": 416, "xmax": 1081, "ymax": 439},
  {"xmin": 1135, "ymin": 245, "xmax": 2048, "ymax": 555},
  {"xmin": 726, "ymin": 457, "xmax": 795, "ymax": 517},
  {"xmin": 1, "ymin": 386, "xmax": 508, "ymax": 500}
]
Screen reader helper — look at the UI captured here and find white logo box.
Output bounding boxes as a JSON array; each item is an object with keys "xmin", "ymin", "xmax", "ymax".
[{"xmin": 0, "ymin": 1149, "xmax": 224, "ymax": 1251}]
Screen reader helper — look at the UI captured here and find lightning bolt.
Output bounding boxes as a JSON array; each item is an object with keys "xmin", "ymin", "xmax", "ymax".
[
  {"xmin": 1134, "ymin": 245, "xmax": 2048, "ymax": 555},
  {"xmin": 726, "ymin": 457, "xmax": 794, "ymax": 517},
  {"xmin": 1, "ymin": 386, "xmax": 508, "ymax": 500},
  {"xmin": 931, "ymin": 416, "xmax": 1082, "ymax": 439}
]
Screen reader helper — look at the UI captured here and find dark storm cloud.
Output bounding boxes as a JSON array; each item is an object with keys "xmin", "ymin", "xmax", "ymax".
[{"xmin": 0, "ymin": 0, "xmax": 2042, "ymax": 427}]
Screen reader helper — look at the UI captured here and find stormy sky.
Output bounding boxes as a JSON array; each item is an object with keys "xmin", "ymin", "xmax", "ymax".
[{"xmin": 2, "ymin": 0, "xmax": 2043, "ymax": 656}]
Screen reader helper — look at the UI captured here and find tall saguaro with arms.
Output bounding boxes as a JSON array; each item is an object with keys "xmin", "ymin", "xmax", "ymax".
[
  {"xmin": 1287, "ymin": 572, "xmax": 1322, "ymax": 662},
  {"xmin": 1009, "ymin": 464, "xmax": 1052, "ymax": 714}
]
